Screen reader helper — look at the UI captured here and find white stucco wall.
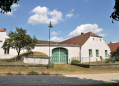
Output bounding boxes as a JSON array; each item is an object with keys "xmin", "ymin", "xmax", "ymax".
[
  {"xmin": 32, "ymin": 46, "xmax": 80, "ymax": 64},
  {"xmin": 23, "ymin": 57, "xmax": 49, "ymax": 64},
  {"xmin": 81, "ymin": 36, "xmax": 110, "ymax": 63}
]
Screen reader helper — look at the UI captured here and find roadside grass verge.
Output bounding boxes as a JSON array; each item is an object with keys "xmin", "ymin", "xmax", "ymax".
[
  {"xmin": 0, "ymin": 64, "xmax": 119, "ymax": 75},
  {"xmin": 82, "ymin": 61, "xmax": 119, "ymax": 65}
]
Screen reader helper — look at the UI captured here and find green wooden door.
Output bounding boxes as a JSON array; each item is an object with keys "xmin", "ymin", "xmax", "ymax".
[
  {"xmin": 60, "ymin": 48, "xmax": 68, "ymax": 64},
  {"xmin": 52, "ymin": 48, "xmax": 59, "ymax": 64},
  {"xmin": 52, "ymin": 48, "xmax": 68, "ymax": 64}
]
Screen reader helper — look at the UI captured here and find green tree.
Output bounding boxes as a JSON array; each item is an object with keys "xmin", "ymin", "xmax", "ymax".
[
  {"xmin": 110, "ymin": 0, "xmax": 119, "ymax": 23},
  {"xmin": 0, "ymin": 0, "xmax": 19, "ymax": 13},
  {"xmin": 32, "ymin": 35, "xmax": 40, "ymax": 44},
  {"xmin": 2, "ymin": 27, "xmax": 35, "ymax": 60}
]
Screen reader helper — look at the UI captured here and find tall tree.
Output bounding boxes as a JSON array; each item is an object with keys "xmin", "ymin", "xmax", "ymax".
[
  {"xmin": 110, "ymin": 0, "xmax": 119, "ymax": 23},
  {"xmin": 0, "ymin": 0, "xmax": 19, "ymax": 13},
  {"xmin": 32, "ymin": 35, "xmax": 40, "ymax": 44},
  {"xmin": 2, "ymin": 27, "xmax": 35, "ymax": 60}
]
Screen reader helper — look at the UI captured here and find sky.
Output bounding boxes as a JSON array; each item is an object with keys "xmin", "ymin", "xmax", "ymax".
[{"xmin": 0, "ymin": 0, "xmax": 118, "ymax": 44}]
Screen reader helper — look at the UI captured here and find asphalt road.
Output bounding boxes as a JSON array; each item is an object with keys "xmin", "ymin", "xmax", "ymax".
[{"xmin": 0, "ymin": 73, "xmax": 119, "ymax": 86}]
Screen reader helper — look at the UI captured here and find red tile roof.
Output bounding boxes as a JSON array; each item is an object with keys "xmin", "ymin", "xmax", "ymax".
[
  {"xmin": 108, "ymin": 42, "xmax": 119, "ymax": 52},
  {"xmin": 0, "ymin": 28, "xmax": 6, "ymax": 32},
  {"xmin": 59, "ymin": 32, "xmax": 102, "ymax": 47}
]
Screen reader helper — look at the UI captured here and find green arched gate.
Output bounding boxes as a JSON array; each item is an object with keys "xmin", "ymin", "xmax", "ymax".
[{"xmin": 52, "ymin": 48, "xmax": 68, "ymax": 64}]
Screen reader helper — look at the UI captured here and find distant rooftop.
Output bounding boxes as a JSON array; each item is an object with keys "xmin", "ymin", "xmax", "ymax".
[{"xmin": 38, "ymin": 40, "xmax": 59, "ymax": 44}]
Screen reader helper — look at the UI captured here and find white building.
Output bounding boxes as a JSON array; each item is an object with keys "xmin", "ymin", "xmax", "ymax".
[{"xmin": 0, "ymin": 28, "xmax": 110, "ymax": 64}]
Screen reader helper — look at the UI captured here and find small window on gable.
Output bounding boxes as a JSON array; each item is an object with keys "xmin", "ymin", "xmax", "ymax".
[
  {"xmin": 105, "ymin": 50, "xmax": 108, "ymax": 57},
  {"xmin": 100, "ymin": 39, "xmax": 101, "ymax": 41},
  {"xmin": 89, "ymin": 49, "xmax": 92, "ymax": 57},
  {"xmin": 93, "ymin": 38, "xmax": 94, "ymax": 41}
]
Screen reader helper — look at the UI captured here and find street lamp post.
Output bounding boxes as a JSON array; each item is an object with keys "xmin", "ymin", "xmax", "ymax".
[{"xmin": 48, "ymin": 21, "xmax": 53, "ymax": 69}]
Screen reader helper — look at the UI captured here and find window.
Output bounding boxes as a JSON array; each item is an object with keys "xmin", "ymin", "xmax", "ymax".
[
  {"xmin": 96, "ymin": 49, "xmax": 99, "ymax": 57},
  {"xmin": 0, "ymin": 40, "xmax": 2, "ymax": 42},
  {"xmin": 93, "ymin": 38, "xmax": 94, "ymax": 41},
  {"xmin": 100, "ymin": 39, "xmax": 101, "ymax": 41},
  {"xmin": 105, "ymin": 50, "xmax": 108, "ymax": 57},
  {"xmin": 89, "ymin": 49, "xmax": 92, "ymax": 57},
  {"xmin": 4, "ymin": 48, "xmax": 9, "ymax": 54}
]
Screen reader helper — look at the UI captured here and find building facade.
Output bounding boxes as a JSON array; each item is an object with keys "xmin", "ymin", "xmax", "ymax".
[{"xmin": 0, "ymin": 28, "xmax": 110, "ymax": 64}]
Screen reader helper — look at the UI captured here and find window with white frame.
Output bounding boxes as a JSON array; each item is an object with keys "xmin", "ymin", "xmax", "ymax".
[
  {"xmin": 105, "ymin": 50, "xmax": 108, "ymax": 57},
  {"xmin": 96, "ymin": 50, "xmax": 99, "ymax": 57},
  {"xmin": 89, "ymin": 49, "xmax": 92, "ymax": 57}
]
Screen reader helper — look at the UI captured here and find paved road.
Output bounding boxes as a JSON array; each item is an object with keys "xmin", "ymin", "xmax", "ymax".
[{"xmin": 0, "ymin": 73, "xmax": 119, "ymax": 86}]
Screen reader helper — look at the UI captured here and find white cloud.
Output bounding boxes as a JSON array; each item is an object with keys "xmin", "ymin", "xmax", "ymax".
[
  {"xmin": 51, "ymin": 31, "xmax": 61, "ymax": 36},
  {"xmin": 12, "ymin": 4, "xmax": 20, "ymax": 8},
  {"xmin": 5, "ymin": 4, "xmax": 20, "ymax": 16},
  {"xmin": 66, "ymin": 14, "xmax": 73, "ymax": 18},
  {"xmin": 6, "ymin": 11, "xmax": 13, "ymax": 16},
  {"xmin": 50, "ymin": 36, "xmax": 64, "ymax": 42},
  {"xmin": 68, "ymin": 24, "xmax": 103, "ymax": 37},
  {"xmin": 98, "ymin": 34, "xmax": 107, "ymax": 37},
  {"xmin": 28, "ymin": 6, "xmax": 63, "ymax": 25},
  {"xmin": 66, "ymin": 9, "xmax": 74, "ymax": 18}
]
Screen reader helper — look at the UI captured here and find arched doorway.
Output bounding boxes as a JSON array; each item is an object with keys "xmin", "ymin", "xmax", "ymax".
[{"xmin": 52, "ymin": 47, "xmax": 68, "ymax": 64}]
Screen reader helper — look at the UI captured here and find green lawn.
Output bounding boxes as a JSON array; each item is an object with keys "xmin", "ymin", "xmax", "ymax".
[{"xmin": 0, "ymin": 64, "xmax": 119, "ymax": 75}]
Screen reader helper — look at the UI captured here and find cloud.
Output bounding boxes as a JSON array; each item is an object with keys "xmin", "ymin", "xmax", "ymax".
[
  {"xmin": 6, "ymin": 11, "xmax": 13, "ymax": 16},
  {"xmin": 51, "ymin": 31, "xmax": 61, "ymax": 36},
  {"xmin": 12, "ymin": 4, "xmax": 20, "ymax": 8},
  {"xmin": 5, "ymin": 4, "xmax": 20, "ymax": 16},
  {"xmin": 66, "ymin": 14, "xmax": 73, "ymax": 18},
  {"xmin": 66, "ymin": 9, "xmax": 74, "ymax": 18},
  {"xmin": 50, "ymin": 36, "xmax": 64, "ymax": 42},
  {"xmin": 98, "ymin": 34, "xmax": 107, "ymax": 37},
  {"xmin": 28, "ymin": 6, "xmax": 63, "ymax": 25},
  {"xmin": 68, "ymin": 24, "xmax": 103, "ymax": 37}
]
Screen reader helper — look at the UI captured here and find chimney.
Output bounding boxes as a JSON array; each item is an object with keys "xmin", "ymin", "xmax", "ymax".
[
  {"xmin": 110, "ymin": 42, "xmax": 112, "ymax": 44},
  {"xmin": 81, "ymin": 32, "xmax": 84, "ymax": 35},
  {"xmin": 3, "ymin": 28, "xmax": 6, "ymax": 31}
]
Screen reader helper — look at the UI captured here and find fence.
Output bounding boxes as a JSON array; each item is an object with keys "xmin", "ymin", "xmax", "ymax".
[{"xmin": 0, "ymin": 55, "xmax": 51, "ymax": 66}]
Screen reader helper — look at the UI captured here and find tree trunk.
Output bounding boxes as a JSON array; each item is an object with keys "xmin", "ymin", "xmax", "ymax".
[{"xmin": 18, "ymin": 52, "xmax": 20, "ymax": 60}]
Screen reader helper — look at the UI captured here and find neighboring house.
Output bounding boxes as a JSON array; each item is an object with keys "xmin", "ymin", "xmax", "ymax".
[
  {"xmin": 0, "ymin": 28, "xmax": 27, "ymax": 59},
  {"xmin": 0, "ymin": 28, "xmax": 110, "ymax": 64},
  {"xmin": 38, "ymin": 40, "xmax": 59, "ymax": 44},
  {"xmin": 108, "ymin": 42, "xmax": 119, "ymax": 52}
]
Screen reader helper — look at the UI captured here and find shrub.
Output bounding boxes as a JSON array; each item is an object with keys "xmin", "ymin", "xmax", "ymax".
[
  {"xmin": 105, "ymin": 58, "xmax": 112, "ymax": 63},
  {"xmin": 71, "ymin": 60, "xmax": 80, "ymax": 64}
]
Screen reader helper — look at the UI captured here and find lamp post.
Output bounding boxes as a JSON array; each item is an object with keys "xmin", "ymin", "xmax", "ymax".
[{"xmin": 48, "ymin": 21, "xmax": 53, "ymax": 69}]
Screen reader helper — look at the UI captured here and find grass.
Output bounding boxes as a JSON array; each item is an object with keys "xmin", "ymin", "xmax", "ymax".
[
  {"xmin": 82, "ymin": 61, "xmax": 119, "ymax": 65},
  {"xmin": 0, "ymin": 64, "xmax": 119, "ymax": 75}
]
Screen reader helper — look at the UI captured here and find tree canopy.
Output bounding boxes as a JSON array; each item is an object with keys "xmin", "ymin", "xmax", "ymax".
[
  {"xmin": 110, "ymin": 0, "xmax": 119, "ymax": 23},
  {"xmin": 32, "ymin": 35, "xmax": 40, "ymax": 44},
  {"xmin": 111, "ymin": 46, "xmax": 119, "ymax": 57},
  {"xmin": 0, "ymin": 0, "xmax": 19, "ymax": 13},
  {"xmin": 2, "ymin": 27, "xmax": 35, "ymax": 60}
]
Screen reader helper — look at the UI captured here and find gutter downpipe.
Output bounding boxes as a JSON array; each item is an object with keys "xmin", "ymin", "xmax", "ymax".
[{"xmin": 80, "ymin": 46, "xmax": 81, "ymax": 63}]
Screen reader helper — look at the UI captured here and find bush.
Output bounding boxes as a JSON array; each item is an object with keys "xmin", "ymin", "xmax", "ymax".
[
  {"xmin": 71, "ymin": 60, "xmax": 80, "ymax": 64},
  {"xmin": 105, "ymin": 58, "xmax": 112, "ymax": 63}
]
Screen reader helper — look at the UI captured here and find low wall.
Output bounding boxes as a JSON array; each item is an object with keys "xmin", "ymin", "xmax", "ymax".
[
  {"xmin": 23, "ymin": 57, "xmax": 49, "ymax": 65},
  {"xmin": 0, "ymin": 65, "xmax": 49, "ymax": 68},
  {"xmin": 0, "ymin": 55, "xmax": 15, "ymax": 59},
  {"xmin": 72, "ymin": 63, "xmax": 119, "ymax": 68}
]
